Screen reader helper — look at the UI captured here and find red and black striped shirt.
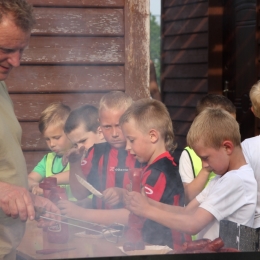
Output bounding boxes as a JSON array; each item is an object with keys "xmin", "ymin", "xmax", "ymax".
[
  {"xmin": 141, "ymin": 151, "xmax": 187, "ymax": 249},
  {"xmin": 81, "ymin": 142, "xmax": 141, "ymax": 209}
]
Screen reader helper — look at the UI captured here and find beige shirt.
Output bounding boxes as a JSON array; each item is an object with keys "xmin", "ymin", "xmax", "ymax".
[{"xmin": 0, "ymin": 81, "xmax": 27, "ymax": 259}]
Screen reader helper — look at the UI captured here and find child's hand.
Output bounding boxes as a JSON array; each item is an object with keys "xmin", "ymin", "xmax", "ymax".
[
  {"xmin": 124, "ymin": 190, "xmax": 150, "ymax": 217},
  {"xmin": 31, "ymin": 185, "xmax": 43, "ymax": 196},
  {"xmin": 103, "ymin": 187, "xmax": 126, "ymax": 206},
  {"xmin": 63, "ymin": 146, "xmax": 85, "ymax": 165},
  {"xmin": 57, "ymin": 199, "xmax": 84, "ymax": 219}
]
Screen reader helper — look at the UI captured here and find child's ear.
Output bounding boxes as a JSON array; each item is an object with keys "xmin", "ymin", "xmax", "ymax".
[
  {"xmin": 222, "ymin": 140, "xmax": 233, "ymax": 154},
  {"xmin": 149, "ymin": 129, "xmax": 159, "ymax": 143},
  {"xmin": 97, "ymin": 126, "xmax": 105, "ymax": 142},
  {"xmin": 251, "ymin": 106, "xmax": 256, "ymax": 116}
]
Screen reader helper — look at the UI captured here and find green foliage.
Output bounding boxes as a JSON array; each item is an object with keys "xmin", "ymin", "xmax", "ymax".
[{"xmin": 150, "ymin": 14, "xmax": 161, "ymax": 86}]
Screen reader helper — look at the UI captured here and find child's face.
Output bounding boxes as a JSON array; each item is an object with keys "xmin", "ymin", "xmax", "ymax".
[
  {"xmin": 99, "ymin": 108, "xmax": 126, "ymax": 149},
  {"xmin": 193, "ymin": 140, "xmax": 230, "ymax": 175},
  {"xmin": 121, "ymin": 119, "xmax": 154, "ymax": 164},
  {"xmin": 66, "ymin": 122, "xmax": 100, "ymax": 150},
  {"xmin": 43, "ymin": 124, "xmax": 72, "ymax": 156}
]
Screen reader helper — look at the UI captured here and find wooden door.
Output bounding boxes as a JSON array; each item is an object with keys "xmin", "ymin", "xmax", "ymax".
[{"xmin": 223, "ymin": 0, "xmax": 257, "ymax": 140}]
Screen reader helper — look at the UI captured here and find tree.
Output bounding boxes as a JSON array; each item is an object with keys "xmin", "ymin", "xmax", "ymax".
[{"xmin": 150, "ymin": 14, "xmax": 161, "ymax": 86}]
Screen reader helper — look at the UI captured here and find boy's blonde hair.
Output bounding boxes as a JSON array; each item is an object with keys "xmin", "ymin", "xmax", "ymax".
[
  {"xmin": 187, "ymin": 108, "xmax": 241, "ymax": 149},
  {"xmin": 119, "ymin": 98, "xmax": 177, "ymax": 153},
  {"xmin": 250, "ymin": 81, "xmax": 260, "ymax": 118},
  {"xmin": 38, "ymin": 103, "xmax": 71, "ymax": 134},
  {"xmin": 99, "ymin": 91, "xmax": 133, "ymax": 114}
]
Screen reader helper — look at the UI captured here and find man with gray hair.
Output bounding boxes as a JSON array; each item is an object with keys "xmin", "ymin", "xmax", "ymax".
[{"xmin": 0, "ymin": 1, "xmax": 59, "ymax": 259}]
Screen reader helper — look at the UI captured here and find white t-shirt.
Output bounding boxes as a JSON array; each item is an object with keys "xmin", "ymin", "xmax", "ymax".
[
  {"xmin": 196, "ymin": 164, "xmax": 257, "ymax": 240},
  {"xmin": 179, "ymin": 150, "xmax": 194, "ymax": 183},
  {"xmin": 242, "ymin": 136, "xmax": 260, "ymax": 228}
]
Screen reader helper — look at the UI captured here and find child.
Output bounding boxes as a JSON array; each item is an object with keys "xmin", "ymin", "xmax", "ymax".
[
  {"xmin": 179, "ymin": 94, "xmax": 237, "ymax": 203},
  {"xmin": 125, "ymin": 108, "xmax": 257, "ymax": 240},
  {"xmin": 119, "ymin": 98, "xmax": 186, "ymax": 248},
  {"xmin": 241, "ymin": 81, "xmax": 260, "ymax": 228},
  {"xmin": 57, "ymin": 91, "xmax": 140, "ymax": 225},
  {"xmin": 64, "ymin": 104, "xmax": 104, "ymax": 151},
  {"xmin": 28, "ymin": 103, "xmax": 73, "ymax": 198}
]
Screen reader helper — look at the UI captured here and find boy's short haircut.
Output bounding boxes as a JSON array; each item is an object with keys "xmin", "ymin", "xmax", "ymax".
[
  {"xmin": 196, "ymin": 94, "xmax": 236, "ymax": 115},
  {"xmin": 64, "ymin": 105, "xmax": 99, "ymax": 134},
  {"xmin": 0, "ymin": 0, "xmax": 35, "ymax": 32},
  {"xmin": 38, "ymin": 103, "xmax": 71, "ymax": 134},
  {"xmin": 120, "ymin": 98, "xmax": 177, "ymax": 153},
  {"xmin": 99, "ymin": 91, "xmax": 133, "ymax": 113},
  {"xmin": 187, "ymin": 108, "xmax": 241, "ymax": 149},
  {"xmin": 250, "ymin": 81, "xmax": 260, "ymax": 118}
]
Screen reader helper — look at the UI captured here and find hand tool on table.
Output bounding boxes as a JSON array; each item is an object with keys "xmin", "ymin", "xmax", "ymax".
[{"xmin": 34, "ymin": 206, "xmax": 124, "ymax": 243}]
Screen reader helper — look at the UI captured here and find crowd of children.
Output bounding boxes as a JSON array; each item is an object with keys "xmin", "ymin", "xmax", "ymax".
[{"xmin": 29, "ymin": 85, "xmax": 260, "ymax": 249}]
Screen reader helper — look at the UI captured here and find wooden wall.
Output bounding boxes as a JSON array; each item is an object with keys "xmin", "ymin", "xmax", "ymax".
[
  {"xmin": 161, "ymin": 0, "xmax": 209, "ymax": 162},
  {"xmin": 5, "ymin": 0, "xmax": 149, "ymax": 172}
]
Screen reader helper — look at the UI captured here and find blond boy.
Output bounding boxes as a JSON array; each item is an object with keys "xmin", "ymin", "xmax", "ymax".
[
  {"xmin": 119, "ymin": 98, "xmax": 186, "ymax": 248},
  {"xmin": 28, "ymin": 103, "xmax": 72, "ymax": 197},
  {"xmin": 242, "ymin": 81, "xmax": 260, "ymax": 228},
  {"xmin": 125, "ymin": 108, "xmax": 257, "ymax": 240}
]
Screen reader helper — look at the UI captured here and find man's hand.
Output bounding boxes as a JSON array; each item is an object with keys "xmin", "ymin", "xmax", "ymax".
[
  {"xmin": 103, "ymin": 187, "xmax": 126, "ymax": 206},
  {"xmin": 0, "ymin": 182, "xmax": 35, "ymax": 221},
  {"xmin": 63, "ymin": 146, "xmax": 85, "ymax": 165},
  {"xmin": 124, "ymin": 189, "xmax": 151, "ymax": 217}
]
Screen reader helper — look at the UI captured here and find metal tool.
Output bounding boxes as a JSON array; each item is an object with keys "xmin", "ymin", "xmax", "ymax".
[
  {"xmin": 35, "ymin": 207, "xmax": 125, "ymax": 243},
  {"xmin": 75, "ymin": 174, "xmax": 103, "ymax": 198}
]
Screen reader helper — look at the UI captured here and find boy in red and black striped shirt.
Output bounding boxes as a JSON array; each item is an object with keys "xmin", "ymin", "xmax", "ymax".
[{"xmin": 119, "ymin": 98, "xmax": 188, "ymax": 249}]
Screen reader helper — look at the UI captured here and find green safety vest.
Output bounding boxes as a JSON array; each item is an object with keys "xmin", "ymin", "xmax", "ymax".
[
  {"xmin": 184, "ymin": 147, "xmax": 216, "ymax": 184},
  {"xmin": 184, "ymin": 147, "xmax": 216, "ymax": 240},
  {"xmin": 46, "ymin": 153, "xmax": 76, "ymax": 201}
]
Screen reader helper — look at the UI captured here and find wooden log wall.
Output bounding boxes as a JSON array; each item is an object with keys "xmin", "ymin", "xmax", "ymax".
[
  {"xmin": 5, "ymin": 0, "xmax": 149, "ymax": 172},
  {"xmin": 161, "ymin": 0, "xmax": 209, "ymax": 162}
]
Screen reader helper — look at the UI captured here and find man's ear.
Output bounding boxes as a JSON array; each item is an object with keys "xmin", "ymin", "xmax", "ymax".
[
  {"xmin": 222, "ymin": 140, "xmax": 234, "ymax": 155},
  {"xmin": 149, "ymin": 129, "xmax": 159, "ymax": 143},
  {"xmin": 97, "ymin": 126, "xmax": 105, "ymax": 142}
]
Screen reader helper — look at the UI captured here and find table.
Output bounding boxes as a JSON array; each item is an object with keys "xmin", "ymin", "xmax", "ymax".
[{"xmin": 16, "ymin": 220, "xmax": 125, "ymax": 259}]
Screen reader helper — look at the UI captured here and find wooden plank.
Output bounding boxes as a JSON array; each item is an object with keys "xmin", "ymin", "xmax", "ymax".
[
  {"xmin": 6, "ymin": 66, "xmax": 124, "ymax": 93},
  {"xmin": 175, "ymin": 136, "xmax": 187, "ymax": 151},
  {"xmin": 21, "ymin": 36, "xmax": 124, "ymax": 64},
  {"xmin": 32, "ymin": 8, "xmax": 124, "ymax": 36},
  {"xmin": 124, "ymin": 0, "xmax": 150, "ymax": 100},
  {"xmin": 174, "ymin": 121, "xmax": 192, "ymax": 136},
  {"xmin": 164, "ymin": 0, "xmax": 207, "ymax": 8},
  {"xmin": 163, "ymin": 64, "xmax": 208, "ymax": 78},
  {"xmin": 168, "ymin": 106, "xmax": 197, "ymax": 121},
  {"xmin": 10, "ymin": 93, "xmax": 103, "ymax": 121},
  {"xmin": 21, "ymin": 122, "xmax": 47, "ymax": 151},
  {"xmin": 163, "ymin": 49, "xmax": 208, "ymax": 64},
  {"xmin": 163, "ymin": 79, "xmax": 208, "ymax": 92},
  {"xmin": 165, "ymin": 93, "xmax": 204, "ymax": 107},
  {"xmin": 164, "ymin": 17, "xmax": 208, "ymax": 35},
  {"xmin": 163, "ymin": 33, "xmax": 208, "ymax": 50},
  {"xmin": 27, "ymin": 0, "xmax": 124, "ymax": 7},
  {"xmin": 23, "ymin": 151, "xmax": 49, "ymax": 173},
  {"xmin": 164, "ymin": 2, "xmax": 208, "ymax": 21},
  {"xmin": 208, "ymin": 0, "xmax": 223, "ymax": 94}
]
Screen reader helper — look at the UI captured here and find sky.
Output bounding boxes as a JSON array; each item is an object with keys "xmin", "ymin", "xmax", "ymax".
[{"xmin": 150, "ymin": 0, "xmax": 161, "ymax": 16}]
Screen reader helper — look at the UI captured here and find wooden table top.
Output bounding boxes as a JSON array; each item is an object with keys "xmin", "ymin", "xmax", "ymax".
[{"xmin": 16, "ymin": 220, "xmax": 125, "ymax": 259}]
